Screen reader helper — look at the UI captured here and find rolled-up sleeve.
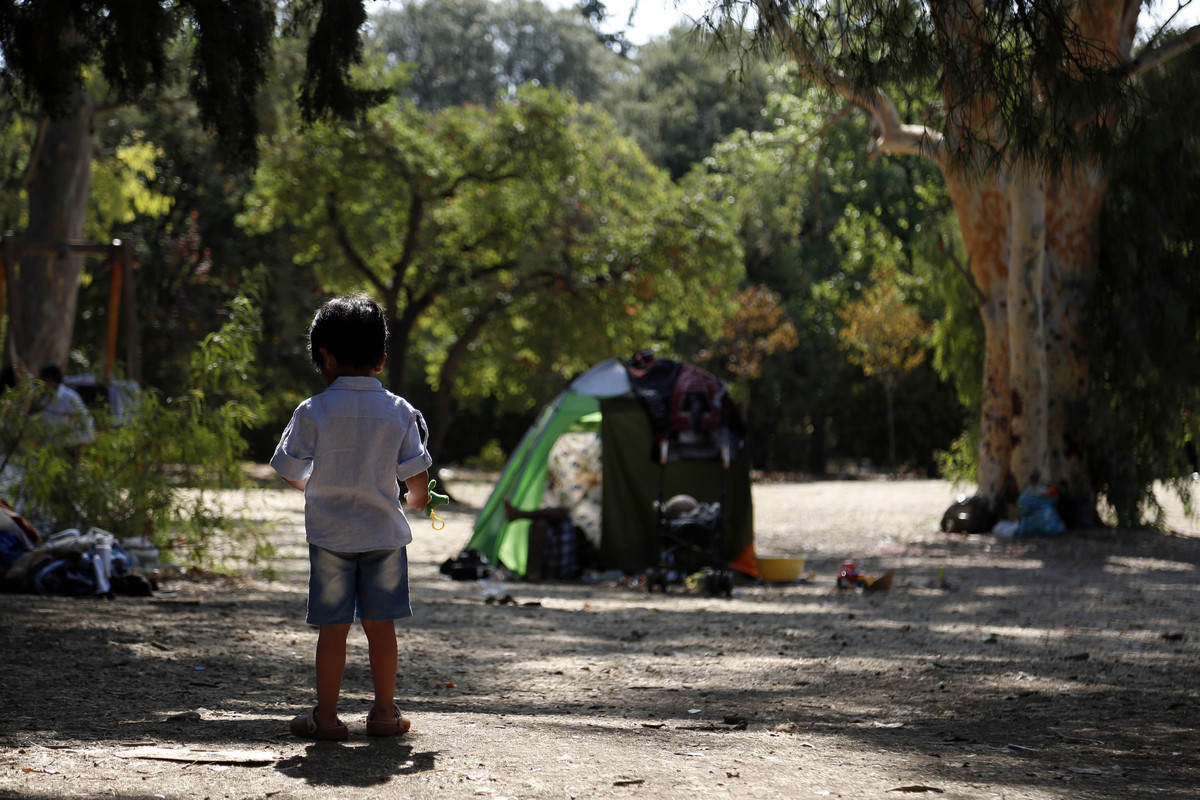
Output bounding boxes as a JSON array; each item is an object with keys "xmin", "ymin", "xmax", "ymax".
[
  {"xmin": 271, "ymin": 410, "xmax": 316, "ymax": 483},
  {"xmin": 395, "ymin": 409, "xmax": 433, "ymax": 480}
]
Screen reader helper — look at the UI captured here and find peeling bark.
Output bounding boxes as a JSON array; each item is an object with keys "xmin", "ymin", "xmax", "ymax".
[{"xmin": 1004, "ymin": 163, "xmax": 1049, "ymax": 488}]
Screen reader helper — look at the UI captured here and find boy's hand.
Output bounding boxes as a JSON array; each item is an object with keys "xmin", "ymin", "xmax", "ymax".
[
  {"xmin": 406, "ymin": 483, "xmax": 431, "ymax": 513},
  {"xmin": 403, "ymin": 476, "xmax": 449, "ymax": 527}
]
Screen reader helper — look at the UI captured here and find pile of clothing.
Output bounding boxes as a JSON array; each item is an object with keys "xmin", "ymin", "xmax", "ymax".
[{"xmin": 0, "ymin": 500, "xmax": 154, "ymax": 596}]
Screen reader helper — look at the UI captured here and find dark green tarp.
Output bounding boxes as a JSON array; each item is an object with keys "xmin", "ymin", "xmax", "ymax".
[{"xmin": 598, "ymin": 396, "xmax": 754, "ymax": 575}]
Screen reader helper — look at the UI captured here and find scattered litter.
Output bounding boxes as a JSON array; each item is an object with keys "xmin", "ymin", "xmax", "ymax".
[
  {"xmin": 613, "ymin": 778, "xmax": 645, "ymax": 786},
  {"xmin": 981, "ymin": 633, "xmax": 998, "ymax": 643},
  {"xmin": 836, "ymin": 561, "xmax": 894, "ymax": 591},
  {"xmin": 888, "ymin": 786, "xmax": 944, "ymax": 794},
  {"xmin": 165, "ymin": 710, "xmax": 202, "ymax": 722},
  {"xmin": 992, "ymin": 520, "xmax": 1019, "ymax": 538}
]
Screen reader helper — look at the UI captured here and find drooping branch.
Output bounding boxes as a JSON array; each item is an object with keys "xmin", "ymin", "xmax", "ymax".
[
  {"xmin": 751, "ymin": 0, "xmax": 944, "ymax": 164},
  {"xmin": 1122, "ymin": 22, "xmax": 1200, "ymax": 79}
]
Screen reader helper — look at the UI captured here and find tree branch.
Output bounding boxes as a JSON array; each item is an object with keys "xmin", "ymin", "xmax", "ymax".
[
  {"xmin": 325, "ymin": 191, "xmax": 389, "ymax": 296},
  {"xmin": 752, "ymin": 0, "xmax": 944, "ymax": 164},
  {"xmin": 1122, "ymin": 22, "xmax": 1200, "ymax": 79}
]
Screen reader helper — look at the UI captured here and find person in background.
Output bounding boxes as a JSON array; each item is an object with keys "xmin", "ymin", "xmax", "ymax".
[{"xmin": 35, "ymin": 362, "xmax": 95, "ymax": 456}]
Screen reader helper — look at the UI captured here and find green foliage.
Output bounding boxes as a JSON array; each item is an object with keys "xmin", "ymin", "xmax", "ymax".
[
  {"xmin": 463, "ymin": 439, "xmax": 508, "ymax": 470},
  {"xmin": 1088, "ymin": 45, "xmax": 1200, "ymax": 528},
  {"xmin": 935, "ymin": 430, "xmax": 979, "ymax": 485},
  {"xmin": 686, "ymin": 87, "xmax": 963, "ymax": 474},
  {"xmin": 371, "ymin": 0, "xmax": 627, "ymax": 109},
  {"xmin": 244, "ymin": 77, "xmax": 743, "ymax": 458},
  {"xmin": 0, "ymin": 1, "xmax": 384, "ymax": 166},
  {"xmin": 428, "ymin": 101, "xmax": 743, "ymax": 416},
  {"xmin": 0, "ymin": 293, "xmax": 268, "ymax": 569},
  {"xmin": 600, "ymin": 25, "xmax": 781, "ymax": 179},
  {"xmin": 87, "ymin": 132, "xmax": 174, "ymax": 235},
  {"xmin": 739, "ymin": 1, "xmax": 1139, "ymax": 170}
]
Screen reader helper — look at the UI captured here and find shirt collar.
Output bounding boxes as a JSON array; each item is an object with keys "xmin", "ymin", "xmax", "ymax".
[{"xmin": 327, "ymin": 375, "xmax": 383, "ymax": 391}]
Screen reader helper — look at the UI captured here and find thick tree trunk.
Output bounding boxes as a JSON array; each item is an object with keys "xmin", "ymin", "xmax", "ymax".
[
  {"xmin": 15, "ymin": 87, "xmax": 94, "ymax": 372},
  {"xmin": 1044, "ymin": 164, "xmax": 1104, "ymax": 500},
  {"xmin": 947, "ymin": 162, "xmax": 1103, "ymax": 512}
]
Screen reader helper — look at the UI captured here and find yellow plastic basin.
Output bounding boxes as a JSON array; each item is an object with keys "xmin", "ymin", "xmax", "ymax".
[{"xmin": 755, "ymin": 555, "xmax": 807, "ymax": 582}]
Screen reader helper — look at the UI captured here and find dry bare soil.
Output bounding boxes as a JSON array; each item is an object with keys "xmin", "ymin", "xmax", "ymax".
[{"xmin": 2, "ymin": 473, "xmax": 1199, "ymax": 800}]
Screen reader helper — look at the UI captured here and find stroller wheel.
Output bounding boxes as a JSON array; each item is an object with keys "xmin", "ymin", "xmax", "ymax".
[
  {"xmin": 646, "ymin": 568, "xmax": 668, "ymax": 593},
  {"xmin": 704, "ymin": 568, "xmax": 734, "ymax": 597}
]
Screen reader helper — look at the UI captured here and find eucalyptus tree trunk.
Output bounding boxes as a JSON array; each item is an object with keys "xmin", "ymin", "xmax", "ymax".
[
  {"xmin": 14, "ymin": 86, "xmax": 94, "ymax": 372},
  {"xmin": 946, "ymin": 160, "xmax": 1101, "ymax": 509}
]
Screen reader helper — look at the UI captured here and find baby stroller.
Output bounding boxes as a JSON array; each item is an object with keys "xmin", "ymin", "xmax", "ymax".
[{"xmin": 645, "ymin": 438, "xmax": 734, "ymax": 597}]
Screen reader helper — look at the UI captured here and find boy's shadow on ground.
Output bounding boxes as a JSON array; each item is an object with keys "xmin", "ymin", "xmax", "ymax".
[{"xmin": 275, "ymin": 738, "xmax": 437, "ymax": 787}]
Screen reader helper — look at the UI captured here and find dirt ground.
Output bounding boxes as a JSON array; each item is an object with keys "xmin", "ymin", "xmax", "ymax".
[{"xmin": 2, "ymin": 471, "xmax": 1199, "ymax": 800}]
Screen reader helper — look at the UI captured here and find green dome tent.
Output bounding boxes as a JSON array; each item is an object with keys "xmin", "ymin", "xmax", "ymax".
[{"xmin": 466, "ymin": 358, "xmax": 756, "ymax": 578}]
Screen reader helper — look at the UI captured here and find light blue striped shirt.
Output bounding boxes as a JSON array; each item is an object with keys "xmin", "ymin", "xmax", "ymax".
[{"xmin": 271, "ymin": 376, "xmax": 432, "ymax": 552}]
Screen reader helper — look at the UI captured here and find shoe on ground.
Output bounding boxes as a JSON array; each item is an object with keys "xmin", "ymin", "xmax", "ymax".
[
  {"xmin": 290, "ymin": 707, "xmax": 349, "ymax": 741},
  {"xmin": 366, "ymin": 703, "xmax": 412, "ymax": 736}
]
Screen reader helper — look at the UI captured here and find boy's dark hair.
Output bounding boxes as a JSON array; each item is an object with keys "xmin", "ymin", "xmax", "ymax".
[
  {"xmin": 38, "ymin": 362, "xmax": 64, "ymax": 384},
  {"xmin": 308, "ymin": 294, "xmax": 389, "ymax": 370}
]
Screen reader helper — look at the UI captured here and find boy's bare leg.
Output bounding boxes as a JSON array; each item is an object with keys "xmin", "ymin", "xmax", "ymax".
[
  {"xmin": 315, "ymin": 623, "xmax": 352, "ymax": 725},
  {"xmin": 361, "ymin": 618, "xmax": 398, "ymax": 714}
]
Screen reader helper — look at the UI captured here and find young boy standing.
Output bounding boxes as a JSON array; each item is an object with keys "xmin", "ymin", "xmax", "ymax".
[{"xmin": 271, "ymin": 293, "xmax": 432, "ymax": 741}]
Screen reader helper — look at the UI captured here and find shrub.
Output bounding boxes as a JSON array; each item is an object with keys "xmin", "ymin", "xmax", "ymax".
[{"xmin": 0, "ymin": 293, "xmax": 271, "ymax": 570}]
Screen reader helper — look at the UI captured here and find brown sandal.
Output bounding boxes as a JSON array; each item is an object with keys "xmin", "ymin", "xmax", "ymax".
[
  {"xmin": 290, "ymin": 707, "xmax": 349, "ymax": 741},
  {"xmin": 366, "ymin": 703, "xmax": 411, "ymax": 736}
]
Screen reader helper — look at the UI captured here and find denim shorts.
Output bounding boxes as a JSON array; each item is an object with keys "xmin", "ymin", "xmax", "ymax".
[{"xmin": 306, "ymin": 544, "xmax": 412, "ymax": 625}]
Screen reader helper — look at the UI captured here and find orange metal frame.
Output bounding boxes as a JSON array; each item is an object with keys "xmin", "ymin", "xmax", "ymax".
[{"xmin": 0, "ymin": 233, "xmax": 139, "ymax": 381}]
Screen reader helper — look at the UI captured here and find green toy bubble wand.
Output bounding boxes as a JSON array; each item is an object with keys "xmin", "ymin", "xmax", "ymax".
[{"xmin": 408, "ymin": 478, "xmax": 450, "ymax": 530}]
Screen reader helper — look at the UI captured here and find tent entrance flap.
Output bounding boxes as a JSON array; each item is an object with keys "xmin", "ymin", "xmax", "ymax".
[{"xmin": 467, "ymin": 391, "xmax": 600, "ymax": 574}]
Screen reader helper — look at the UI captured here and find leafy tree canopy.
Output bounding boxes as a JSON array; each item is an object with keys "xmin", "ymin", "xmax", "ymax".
[
  {"xmin": 241, "ymin": 83, "xmax": 743, "ymax": 449},
  {"xmin": 370, "ymin": 0, "xmax": 629, "ymax": 109},
  {"xmin": 600, "ymin": 23, "xmax": 781, "ymax": 178}
]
